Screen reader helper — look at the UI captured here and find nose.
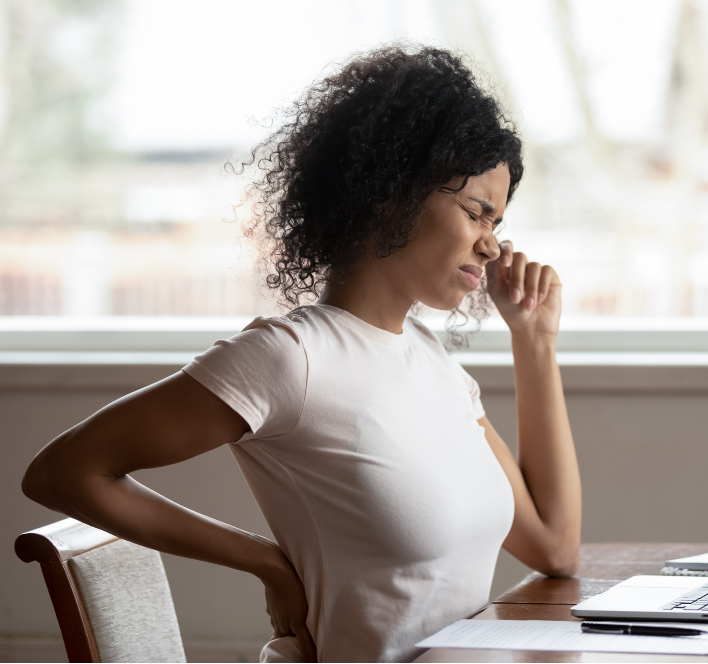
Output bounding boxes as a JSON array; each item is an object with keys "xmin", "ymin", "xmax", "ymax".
[{"xmin": 475, "ymin": 231, "xmax": 501, "ymax": 264}]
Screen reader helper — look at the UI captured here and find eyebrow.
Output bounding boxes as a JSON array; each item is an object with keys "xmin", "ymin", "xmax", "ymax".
[
  {"xmin": 468, "ymin": 196, "xmax": 504, "ymax": 223},
  {"xmin": 468, "ymin": 196, "xmax": 495, "ymax": 214}
]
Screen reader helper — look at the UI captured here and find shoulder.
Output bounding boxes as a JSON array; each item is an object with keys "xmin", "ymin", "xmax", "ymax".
[
  {"xmin": 183, "ymin": 314, "xmax": 310, "ymax": 438},
  {"xmin": 187, "ymin": 314, "xmax": 308, "ymax": 385},
  {"xmin": 244, "ymin": 306, "xmax": 326, "ymax": 339},
  {"xmin": 404, "ymin": 316, "xmax": 484, "ymax": 404},
  {"xmin": 246, "ymin": 305, "xmax": 352, "ymax": 350},
  {"xmin": 241, "ymin": 314, "xmax": 304, "ymax": 346},
  {"xmin": 404, "ymin": 315, "xmax": 445, "ymax": 350}
]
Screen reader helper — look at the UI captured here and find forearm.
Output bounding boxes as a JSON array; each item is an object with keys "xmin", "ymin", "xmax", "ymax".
[
  {"xmin": 512, "ymin": 332, "xmax": 581, "ymax": 553},
  {"xmin": 24, "ymin": 439, "xmax": 283, "ymax": 583},
  {"xmin": 69, "ymin": 476, "xmax": 279, "ymax": 578}
]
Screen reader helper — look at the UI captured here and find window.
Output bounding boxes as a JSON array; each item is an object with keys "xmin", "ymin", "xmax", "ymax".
[{"xmin": 1, "ymin": 0, "xmax": 703, "ymax": 322}]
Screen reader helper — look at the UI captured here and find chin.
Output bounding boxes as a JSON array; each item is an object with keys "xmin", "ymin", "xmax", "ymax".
[{"xmin": 418, "ymin": 292, "xmax": 468, "ymax": 312}]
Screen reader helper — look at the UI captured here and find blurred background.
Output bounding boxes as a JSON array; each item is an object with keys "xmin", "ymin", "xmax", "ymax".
[
  {"xmin": 5, "ymin": 2, "xmax": 708, "ymax": 662},
  {"xmin": 2, "ymin": 0, "xmax": 705, "ymax": 320}
]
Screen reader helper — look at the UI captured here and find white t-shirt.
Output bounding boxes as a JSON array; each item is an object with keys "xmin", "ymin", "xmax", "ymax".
[{"xmin": 183, "ymin": 304, "xmax": 514, "ymax": 663}]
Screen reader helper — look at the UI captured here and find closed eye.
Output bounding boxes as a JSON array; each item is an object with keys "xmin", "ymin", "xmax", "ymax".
[{"xmin": 467, "ymin": 211, "xmax": 503, "ymax": 234}]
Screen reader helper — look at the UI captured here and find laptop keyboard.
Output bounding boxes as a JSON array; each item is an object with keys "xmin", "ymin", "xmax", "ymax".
[{"xmin": 662, "ymin": 583, "xmax": 708, "ymax": 611}]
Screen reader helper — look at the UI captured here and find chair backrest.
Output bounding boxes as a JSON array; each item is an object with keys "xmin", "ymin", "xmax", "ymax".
[{"xmin": 15, "ymin": 518, "xmax": 186, "ymax": 663}]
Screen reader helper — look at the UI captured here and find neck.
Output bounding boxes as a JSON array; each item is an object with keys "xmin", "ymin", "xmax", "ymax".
[{"xmin": 318, "ymin": 264, "xmax": 413, "ymax": 334}]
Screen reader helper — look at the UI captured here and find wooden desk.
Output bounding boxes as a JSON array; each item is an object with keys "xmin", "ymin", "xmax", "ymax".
[{"xmin": 415, "ymin": 543, "xmax": 708, "ymax": 663}]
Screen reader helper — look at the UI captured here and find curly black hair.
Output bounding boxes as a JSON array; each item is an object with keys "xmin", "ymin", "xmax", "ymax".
[{"xmin": 238, "ymin": 44, "xmax": 523, "ymax": 317}]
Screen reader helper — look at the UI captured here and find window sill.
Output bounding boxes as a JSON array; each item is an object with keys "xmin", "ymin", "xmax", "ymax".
[
  {"xmin": 3, "ymin": 316, "xmax": 708, "ymax": 353},
  {"xmin": 4, "ymin": 317, "xmax": 708, "ymax": 392},
  {"xmin": 2, "ymin": 351, "xmax": 708, "ymax": 393}
]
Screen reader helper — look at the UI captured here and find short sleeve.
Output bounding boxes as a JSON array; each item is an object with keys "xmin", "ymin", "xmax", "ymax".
[
  {"xmin": 183, "ymin": 317, "xmax": 307, "ymax": 441},
  {"xmin": 457, "ymin": 363, "xmax": 486, "ymax": 420}
]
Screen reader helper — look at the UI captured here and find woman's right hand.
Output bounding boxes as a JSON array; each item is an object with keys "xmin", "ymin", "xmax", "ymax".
[{"xmin": 261, "ymin": 545, "xmax": 317, "ymax": 662}]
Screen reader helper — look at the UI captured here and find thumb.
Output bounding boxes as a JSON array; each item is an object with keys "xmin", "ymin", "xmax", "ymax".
[
  {"xmin": 485, "ymin": 256, "xmax": 505, "ymax": 294},
  {"xmin": 296, "ymin": 627, "xmax": 317, "ymax": 663}
]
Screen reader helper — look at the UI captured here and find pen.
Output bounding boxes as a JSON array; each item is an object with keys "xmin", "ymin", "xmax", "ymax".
[{"xmin": 581, "ymin": 622, "xmax": 707, "ymax": 637}]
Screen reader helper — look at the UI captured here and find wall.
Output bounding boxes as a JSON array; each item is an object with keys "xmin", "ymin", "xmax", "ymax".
[{"xmin": 2, "ymin": 359, "xmax": 708, "ymax": 661}]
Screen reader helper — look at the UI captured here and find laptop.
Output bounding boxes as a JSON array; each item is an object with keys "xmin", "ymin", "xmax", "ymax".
[{"xmin": 572, "ymin": 575, "xmax": 708, "ymax": 622}]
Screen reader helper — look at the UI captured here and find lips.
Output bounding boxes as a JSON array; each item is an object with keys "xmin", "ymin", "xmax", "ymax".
[{"xmin": 459, "ymin": 264, "xmax": 483, "ymax": 289}]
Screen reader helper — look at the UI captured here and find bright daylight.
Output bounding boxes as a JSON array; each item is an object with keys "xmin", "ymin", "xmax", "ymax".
[
  {"xmin": 1, "ymin": 0, "xmax": 705, "ymax": 319},
  {"xmin": 4, "ymin": 2, "xmax": 708, "ymax": 664}
]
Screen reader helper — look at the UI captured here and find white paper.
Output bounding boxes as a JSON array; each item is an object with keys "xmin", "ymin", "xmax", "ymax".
[{"xmin": 416, "ymin": 620, "xmax": 708, "ymax": 656}]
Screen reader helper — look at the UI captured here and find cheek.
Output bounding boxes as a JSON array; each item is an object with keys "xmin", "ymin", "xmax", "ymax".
[
  {"xmin": 424, "ymin": 221, "xmax": 479, "ymax": 267},
  {"xmin": 406, "ymin": 226, "xmax": 477, "ymax": 288},
  {"xmin": 401, "ymin": 206, "xmax": 480, "ymax": 279}
]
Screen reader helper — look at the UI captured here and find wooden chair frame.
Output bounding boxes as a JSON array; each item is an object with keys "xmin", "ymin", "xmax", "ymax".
[{"xmin": 15, "ymin": 518, "xmax": 120, "ymax": 663}]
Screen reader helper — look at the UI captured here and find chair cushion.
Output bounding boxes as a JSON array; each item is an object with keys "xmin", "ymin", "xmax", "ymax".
[{"xmin": 69, "ymin": 539, "xmax": 186, "ymax": 663}]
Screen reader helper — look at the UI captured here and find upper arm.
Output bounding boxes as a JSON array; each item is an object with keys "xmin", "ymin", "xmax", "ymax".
[
  {"xmin": 478, "ymin": 415, "xmax": 534, "ymax": 527},
  {"xmin": 459, "ymin": 369, "xmax": 554, "ymax": 568},
  {"xmin": 23, "ymin": 372, "xmax": 250, "ymax": 503},
  {"xmin": 478, "ymin": 415, "xmax": 568, "ymax": 576},
  {"xmin": 24, "ymin": 319, "xmax": 307, "ymax": 506}
]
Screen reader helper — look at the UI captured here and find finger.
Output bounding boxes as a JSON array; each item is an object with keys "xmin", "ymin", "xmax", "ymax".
[
  {"xmin": 523, "ymin": 262, "xmax": 542, "ymax": 310},
  {"xmin": 498, "ymin": 240, "xmax": 514, "ymax": 268},
  {"xmin": 272, "ymin": 619, "xmax": 290, "ymax": 638},
  {"xmin": 268, "ymin": 606, "xmax": 291, "ymax": 638},
  {"xmin": 537, "ymin": 265, "xmax": 555, "ymax": 304},
  {"xmin": 508, "ymin": 252, "xmax": 527, "ymax": 304},
  {"xmin": 296, "ymin": 627, "xmax": 318, "ymax": 663},
  {"xmin": 265, "ymin": 607, "xmax": 280, "ymax": 635}
]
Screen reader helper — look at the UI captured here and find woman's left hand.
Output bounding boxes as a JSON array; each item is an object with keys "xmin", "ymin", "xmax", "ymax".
[{"xmin": 486, "ymin": 240, "xmax": 562, "ymax": 339}]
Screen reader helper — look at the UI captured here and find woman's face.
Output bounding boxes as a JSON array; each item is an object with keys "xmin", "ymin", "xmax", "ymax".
[{"xmin": 384, "ymin": 163, "xmax": 510, "ymax": 311}]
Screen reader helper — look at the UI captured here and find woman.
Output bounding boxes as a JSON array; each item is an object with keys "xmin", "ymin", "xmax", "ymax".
[{"xmin": 22, "ymin": 46, "xmax": 581, "ymax": 663}]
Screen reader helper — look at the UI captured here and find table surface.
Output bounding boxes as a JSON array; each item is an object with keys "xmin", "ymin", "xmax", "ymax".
[{"xmin": 414, "ymin": 543, "xmax": 708, "ymax": 663}]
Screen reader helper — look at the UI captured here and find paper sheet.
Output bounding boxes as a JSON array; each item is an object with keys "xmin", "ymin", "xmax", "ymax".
[{"xmin": 416, "ymin": 620, "xmax": 708, "ymax": 656}]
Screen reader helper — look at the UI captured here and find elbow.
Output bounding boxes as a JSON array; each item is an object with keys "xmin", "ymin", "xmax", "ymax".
[
  {"xmin": 540, "ymin": 542, "xmax": 580, "ymax": 578},
  {"xmin": 22, "ymin": 438, "xmax": 69, "ymax": 510},
  {"xmin": 22, "ymin": 452, "xmax": 54, "ymax": 507},
  {"xmin": 543, "ymin": 556, "xmax": 579, "ymax": 579},
  {"xmin": 23, "ymin": 430, "xmax": 107, "ymax": 515},
  {"xmin": 21, "ymin": 467, "xmax": 36, "ymax": 502}
]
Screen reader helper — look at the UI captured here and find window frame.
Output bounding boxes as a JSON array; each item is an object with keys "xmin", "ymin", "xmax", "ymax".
[
  {"xmin": 2, "ymin": 315, "xmax": 708, "ymax": 359},
  {"xmin": 3, "ymin": 316, "xmax": 708, "ymax": 393}
]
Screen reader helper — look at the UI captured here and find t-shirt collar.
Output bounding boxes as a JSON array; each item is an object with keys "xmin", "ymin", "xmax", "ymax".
[{"xmin": 312, "ymin": 303, "xmax": 410, "ymax": 347}]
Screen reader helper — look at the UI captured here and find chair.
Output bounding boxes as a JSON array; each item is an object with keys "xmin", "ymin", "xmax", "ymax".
[{"xmin": 15, "ymin": 518, "xmax": 186, "ymax": 663}]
